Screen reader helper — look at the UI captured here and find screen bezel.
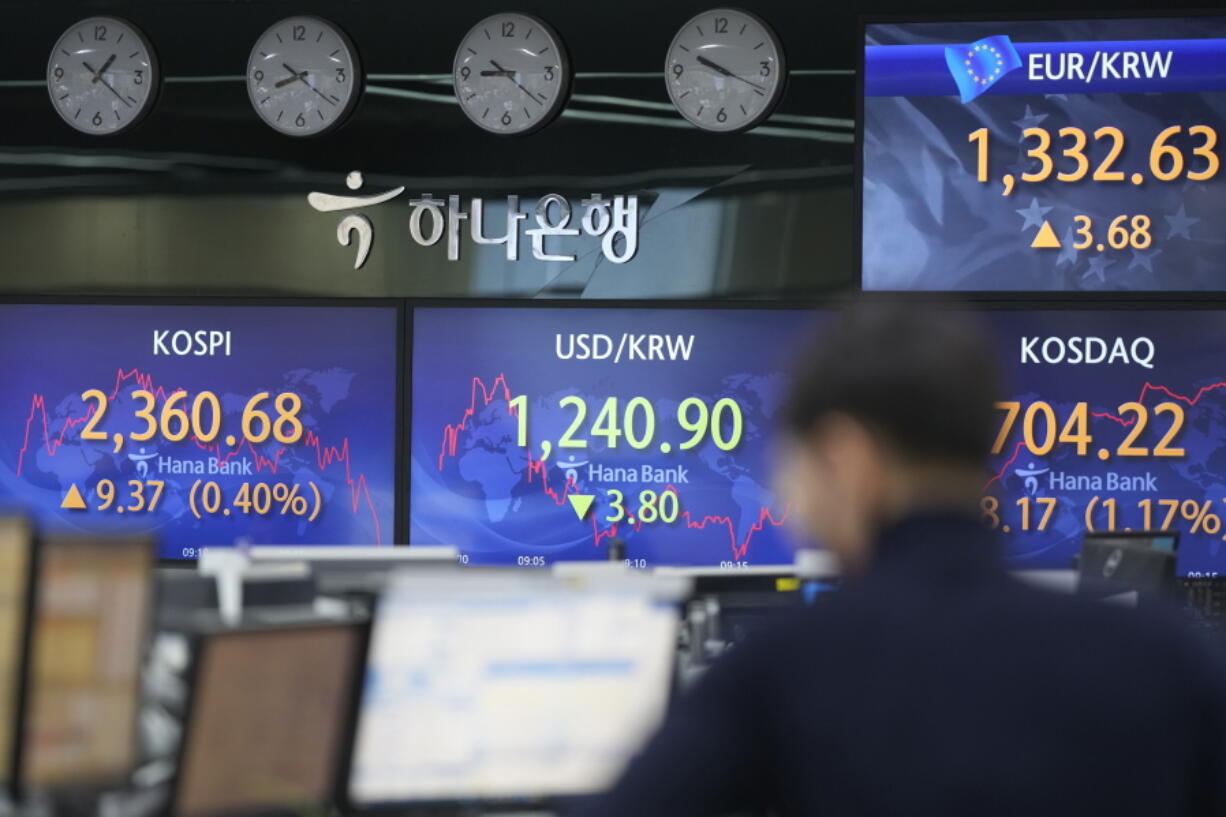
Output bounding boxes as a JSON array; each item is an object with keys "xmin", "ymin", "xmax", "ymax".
[
  {"xmin": 0, "ymin": 295, "xmax": 405, "ymax": 566},
  {"xmin": 170, "ymin": 619, "xmax": 370, "ymax": 817},
  {"xmin": 856, "ymin": 10, "xmax": 1226, "ymax": 297}
]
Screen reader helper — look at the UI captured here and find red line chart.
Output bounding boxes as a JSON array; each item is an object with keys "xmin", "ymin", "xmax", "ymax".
[
  {"xmin": 14, "ymin": 367, "xmax": 384, "ymax": 544},
  {"xmin": 437, "ymin": 374, "xmax": 788, "ymax": 560},
  {"xmin": 984, "ymin": 379, "xmax": 1226, "ymax": 493}
]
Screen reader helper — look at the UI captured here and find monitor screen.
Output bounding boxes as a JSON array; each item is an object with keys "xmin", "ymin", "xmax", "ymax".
[
  {"xmin": 22, "ymin": 536, "xmax": 153, "ymax": 788},
  {"xmin": 174, "ymin": 624, "xmax": 363, "ymax": 817},
  {"xmin": 409, "ymin": 305, "xmax": 819, "ymax": 567},
  {"xmin": 348, "ymin": 574, "xmax": 678, "ymax": 804},
  {"xmin": 984, "ymin": 309, "xmax": 1226, "ymax": 577},
  {"xmin": 862, "ymin": 17, "xmax": 1226, "ymax": 291},
  {"xmin": 0, "ymin": 303, "xmax": 399, "ymax": 560},
  {"xmin": 0, "ymin": 517, "xmax": 32, "ymax": 791}
]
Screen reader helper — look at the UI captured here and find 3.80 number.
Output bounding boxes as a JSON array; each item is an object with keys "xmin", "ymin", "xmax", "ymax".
[{"xmin": 605, "ymin": 489, "xmax": 680, "ymax": 524}]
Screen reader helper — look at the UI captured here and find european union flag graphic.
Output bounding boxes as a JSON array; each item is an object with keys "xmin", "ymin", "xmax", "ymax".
[{"xmin": 945, "ymin": 35, "xmax": 1023, "ymax": 103}]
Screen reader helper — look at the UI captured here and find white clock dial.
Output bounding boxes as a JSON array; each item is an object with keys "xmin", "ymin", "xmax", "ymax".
[
  {"xmin": 453, "ymin": 13, "xmax": 571, "ymax": 135},
  {"xmin": 47, "ymin": 17, "xmax": 158, "ymax": 136},
  {"xmin": 665, "ymin": 8, "xmax": 786, "ymax": 132},
  {"xmin": 247, "ymin": 16, "xmax": 361, "ymax": 137}
]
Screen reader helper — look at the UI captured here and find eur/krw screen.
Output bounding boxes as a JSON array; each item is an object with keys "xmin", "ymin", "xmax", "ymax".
[{"xmin": 863, "ymin": 17, "xmax": 1226, "ymax": 291}]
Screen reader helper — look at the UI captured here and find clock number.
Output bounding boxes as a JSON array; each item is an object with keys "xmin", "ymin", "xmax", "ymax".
[
  {"xmin": 134, "ymin": 69, "xmax": 144, "ymax": 85},
  {"xmin": 459, "ymin": 66, "xmax": 470, "ymax": 81},
  {"xmin": 94, "ymin": 24, "xmax": 107, "ymax": 41},
  {"xmin": 292, "ymin": 24, "xmax": 306, "ymax": 41},
  {"xmin": 501, "ymin": 111, "xmax": 512, "ymax": 126},
  {"xmin": 716, "ymin": 107, "xmax": 728, "ymax": 123},
  {"xmin": 336, "ymin": 67, "xmax": 347, "ymax": 83},
  {"xmin": 92, "ymin": 111, "xmax": 103, "ymax": 127},
  {"xmin": 295, "ymin": 112, "xmax": 306, "ymax": 127},
  {"xmin": 672, "ymin": 63, "xmax": 683, "ymax": 78},
  {"xmin": 544, "ymin": 65, "xmax": 555, "ymax": 81},
  {"xmin": 53, "ymin": 67, "xmax": 64, "ymax": 82},
  {"xmin": 252, "ymin": 69, "xmax": 263, "ymax": 82},
  {"xmin": 760, "ymin": 61, "xmax": 771, "ymax": 77},
  {"xmin": 501, "ymin": 21, "xmax": 515, "ymax": 37},
  {"xmin": 714, "ymin": 16, "xmax": 729, "ymax": 33}
]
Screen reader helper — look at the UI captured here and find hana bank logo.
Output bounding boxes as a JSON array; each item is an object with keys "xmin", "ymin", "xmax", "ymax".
[{"xmin": 944, "ymin": 35, "xmax": 1023, "ymax": 103}]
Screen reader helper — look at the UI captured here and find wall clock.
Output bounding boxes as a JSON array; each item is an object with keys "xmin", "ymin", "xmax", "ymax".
[
  {"xmin": 664, "ymin": 8, "xmax": 786, "ymax": 132},
  {"xmin": 453, "ymin": 12, "xmax": 571, "ymax": 135},
  {"xmin": 247, "ymin": 16, "xmax": 361, "ymax": 136},
  {"xmin": 47, "ymin": 17, "xmax": 159, "ymax": 135}
]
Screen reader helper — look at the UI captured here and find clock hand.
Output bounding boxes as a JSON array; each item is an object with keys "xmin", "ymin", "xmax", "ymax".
[
  {"xmin": 90, "ymin": 54, "xmax": 116, "ymax": 82},
  {"xmin": 81, "ymin": 59, "xmax": 132, "ymax": 107},
  {"xmin": 480, "ymin": 69, "xmax": 515, "ymax": 77},
  {"xmin": 279, "ymin": 63, "xmax": 338, "ymax": 106},
  {"xmin": 489, "ymin": 59, "xmax": 542, "ymax": 105},
  {"xmin": 695, "ymin": 54, "xmax": 767, "ymax": 92}
]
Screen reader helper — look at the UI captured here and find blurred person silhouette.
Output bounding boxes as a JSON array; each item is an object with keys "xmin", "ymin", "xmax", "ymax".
[{"xmin": 584, "ymin": 301, "xmax": 1226, "ymax": 817}]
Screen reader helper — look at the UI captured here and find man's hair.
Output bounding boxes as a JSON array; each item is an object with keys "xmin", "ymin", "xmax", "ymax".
[{"xmin": 782, "ymin": 301, "xmax": 1001, "ymax": 466}]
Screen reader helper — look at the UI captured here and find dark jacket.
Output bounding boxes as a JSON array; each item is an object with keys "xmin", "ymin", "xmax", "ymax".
[{"xmin": 586, "ymin": 514, "xmax": 1226, "ymax": 817}]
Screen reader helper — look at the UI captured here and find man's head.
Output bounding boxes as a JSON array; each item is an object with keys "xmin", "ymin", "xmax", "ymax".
[{"xmin": 777, "ymin": 301, "xmax": 1000, "ymax": 572}]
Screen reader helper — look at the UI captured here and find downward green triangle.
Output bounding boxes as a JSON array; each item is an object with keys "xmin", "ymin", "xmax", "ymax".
[{"xmin": 567, "ymin": 494, "xmax": 595, "ymax": 521}]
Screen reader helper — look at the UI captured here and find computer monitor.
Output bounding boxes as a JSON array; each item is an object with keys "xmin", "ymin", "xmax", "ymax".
[
  {"xmin": 346, "ymin": 573, "xmax": 678, "ymax": 806},
  {"xmin": 1077, "ymin": 532, "xmax": 1178, "ymax": 606},
  {"xmin": 172, "ymin": 622, "xmax": 366, "ymax": 817},
  {"xmin": 19, "ymin": 536, "xmax": 154, "ymax": 792},
  {"xmin": 0, "ymin": 516, "xmax": 35, "ymax": 797}
]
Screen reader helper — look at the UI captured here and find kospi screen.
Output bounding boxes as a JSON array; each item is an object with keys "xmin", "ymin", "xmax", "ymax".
[
  {"xmin": 862, "ymin": 18, "xmax": 1226, "ymax": 291},
  {"xmin": 0, "ymin": 303, "xmax": 398, "ymax": 560},
  {"xmin": 409, "ymin": 305, "xmax": 818, "ymax": 568}
]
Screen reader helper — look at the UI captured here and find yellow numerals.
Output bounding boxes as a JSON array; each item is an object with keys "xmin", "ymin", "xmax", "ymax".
[
  {"xmin": 993, "ymin": 400, "xmax": 1185, "ymax": 459},
  {"xmin": 77, "ymin": 389, "xmax": 304, "ymax": 446},
  {"xmin": 973, "ymin": 125, "xmax": 1219, "ymax": 186},
  {"xmin": 95, "ymin": 479, "xmax": 165, "ymax": 513},
  {"xmin": 604, "ymin": 489, "xmax": 681, "ymax": 525}
]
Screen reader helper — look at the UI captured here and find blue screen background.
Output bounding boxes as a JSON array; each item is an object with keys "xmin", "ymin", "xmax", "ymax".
[
  {"xmin": 412, "ymin": 305, "xmax": 1226, "ymax": 576},
  {"xmin": 409, "ymin": 306, "xmax": 820, "ymax": 567},
  {"xmin": 863, "ymin": 17, "xmax": 1226, "ymax": 291},
  {"xmin": 0, "ymin": 304, "xmax": 398, "ymax": 560}
]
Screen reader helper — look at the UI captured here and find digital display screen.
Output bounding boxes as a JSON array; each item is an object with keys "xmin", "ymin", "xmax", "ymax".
[
  {"xmin": 412, "ymin": 304, "xmax": 1226, "ymax": 577},
  {"xmin": 0, "ymin": 304, "xmax": 398, "ymax": 560},
  {"xmin": 986, "ymin": 309, "xmax": 1226, "ymax": 577},
  {"xmin": 409, "ymin": 306, "xmax": 817, "ymax": 568},
  {"xmin": 23, "ymin": 537, "xmax": 152, "ymax": 788},
  {"xmin": 862, "ymin": 18, "xmax": 1226, "ymax": 290},
  {"xmin": 175, "ymin": 625, "xmax": 362, "ymax": 817},
  {"xmin": 349, "ymin": 574, "xmax": 677, "ymax": 803}
]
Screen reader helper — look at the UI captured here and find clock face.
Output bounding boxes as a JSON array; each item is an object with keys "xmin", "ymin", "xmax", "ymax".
[
  {"xmin": 47, "ymin": 17, "xmax": 158, "ymax": 136},
  {"xmin": 247, "ymin": 16, "xmax": 361, "ymax": 137},
  {"xmin": 453, "ymin": 13, "xmax": 570, "ymax": 135},
  {"xmin": 665, "ymin": 8, "xmax": 786, "ymax": 132}
]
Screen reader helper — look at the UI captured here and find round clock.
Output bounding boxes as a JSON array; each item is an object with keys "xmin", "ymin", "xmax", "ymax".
[
  {"xmin": 247, "ymin": 16, "xmax": 361, "ymax": 137},
  {"xmin": 47, "ymin": 17, "xmax": 159, "ymax": 136},
  {"xmin": 453, "ymin": 12, "xmax": 571, "ymax": 135},
  {"xmin": 664, "ymin": 8, "xmax": 786, "ymax": 132}
]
